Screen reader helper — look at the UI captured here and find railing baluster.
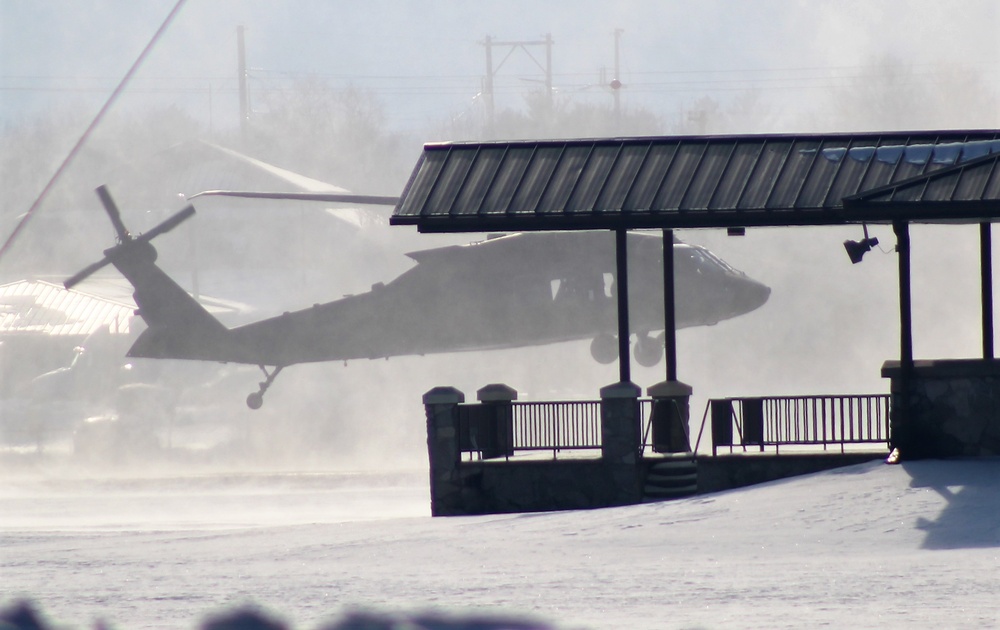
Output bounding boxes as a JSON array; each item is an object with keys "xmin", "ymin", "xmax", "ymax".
[
  {"xmin": 488, "ymin": 400, "xmax": 609, "ymax": 458},
  {"xmin": 702, "ymin": 393, "xmax": 891, "ymax": 455}
]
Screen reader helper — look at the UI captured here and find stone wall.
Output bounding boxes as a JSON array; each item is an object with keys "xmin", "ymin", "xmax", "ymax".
[
  {"xmin": 697, "ymin": 453, "xmax": 886, "ymax": 493},
  {"xmin": 442, "ymin": 459, "xmax": 634, "ymax": 515},
  {"xmin": 883, "ymin": 359, "xmax": 1000, "ymax": 458},
  {"xmin": 423, "ymin": 383, "xmax": 644, "ymax": 516}
]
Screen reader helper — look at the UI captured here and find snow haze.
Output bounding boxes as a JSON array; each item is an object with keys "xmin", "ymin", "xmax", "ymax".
[{"xmin": 2, "ymin": 459, "xmax": 998, "ymax": 628}]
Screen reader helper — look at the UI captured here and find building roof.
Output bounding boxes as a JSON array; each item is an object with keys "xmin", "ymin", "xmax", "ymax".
[
  {"xmin": 843, "ymin": 150, "xmax": 1000, "ymax": 221},
  {"xmin": 391, "ymin": 130, "xmax": 1000, "ymax": 233},
  {"xmin": 0, "ymin": 279, "xmax": 134, "ymax": 338}
]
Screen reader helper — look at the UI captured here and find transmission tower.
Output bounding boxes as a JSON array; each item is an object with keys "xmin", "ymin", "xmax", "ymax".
[{"xmin": 481, "ymin": 34, "xmax": 554, "ymax": 135}]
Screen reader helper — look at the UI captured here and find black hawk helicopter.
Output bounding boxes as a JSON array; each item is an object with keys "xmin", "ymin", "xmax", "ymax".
[{"xmin": 65, "ymin": 186, "xmax": 770, "ymax": 409}]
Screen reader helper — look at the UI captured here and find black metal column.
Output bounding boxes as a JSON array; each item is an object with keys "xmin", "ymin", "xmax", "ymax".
[
  {"xmin": 981, "ymin": 222, "xmax": 994, "ymax": 359},
  {"xmin": 615, "ymin": 228, "xmax": 631, "ymax": 383},
  {"xmin": 894, "ymin": 220, "xmax": 913, "ymax": 372},
  {"xmin": 662, "ymin": 229, "xmax": 677, "ymax": 382},
  {"xmin": 892, "ymin": 219, "xmax": 913, "ymax": 454}
]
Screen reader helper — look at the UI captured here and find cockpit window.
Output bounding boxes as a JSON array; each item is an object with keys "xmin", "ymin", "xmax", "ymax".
[{"xmin": 681, "ymin": 246, "xmax": 743, "ymax": 276}]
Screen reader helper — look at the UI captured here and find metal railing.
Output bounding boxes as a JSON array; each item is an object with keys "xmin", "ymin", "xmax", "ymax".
[
  {"xmin": 511, "ymin": 400, "xmax": 602, "ymax": 455},
  {"xmin": 458, "ymin": 398, "xmax": 686, "ymax": 460},
  {"xmin": 704, "ymin": 394, "xmax": 891, "ymax": 455},
  {"xmin": 458, "ymin": 400, "xmax": 603, "ymax": 460}
]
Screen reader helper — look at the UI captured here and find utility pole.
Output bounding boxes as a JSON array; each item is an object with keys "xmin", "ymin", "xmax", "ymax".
[
  {"xmin": 612, "ymin": 28, "xmax": 623, "ymax": 130},
  {"xmin": 480, "ymin": 34, "xmax": 554, "ymax": 136},
  {"xmin": 544, "ymin": 33, "xmax": 553, "ymax": 114},
  {"xmin": 237, "ymin": 25, "xmax": 249, "ymax": 144},
  {"xmin": 483, "ymin": 35, "xmax": 495, "ymax": 136}
]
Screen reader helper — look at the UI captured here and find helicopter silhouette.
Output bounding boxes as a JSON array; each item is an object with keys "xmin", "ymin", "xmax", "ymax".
[{"xmin": 65, "ymin": 185, "xmax": 769, "ymax": 409}]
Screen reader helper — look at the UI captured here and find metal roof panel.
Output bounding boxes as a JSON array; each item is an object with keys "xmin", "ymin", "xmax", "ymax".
[
  {"xmin": 653, "ymin": 142, "xmax": 706, "ymax": 211},
  {"xmin": 428, "ymin": 146, "xmax": 476, "ymax": 216},
  {"xmin": 983, "ymin": 160, "xmax": 1000, "ymax": 200},
  {"xmin": 567, "ymin": 144, "xmax": 620, "ymax": 213},
  {"xmin": 452, "ymin": 145, "xmax": 506, "ymax": 216},
  {"xmin": 737, "ymin": 139, "xmax": 791, "ymax": 209},
  {"xmin": 540, "ymin": 144, "xmax": 593, "ymax": 213},
  {"xmin": 796, "ymin": 139, "xmax": 851, "ymax": 208},
  {"xmin": 709, "ymin": 140, "xmax": 763, "ymax": 210},
  {"xmin": 765, "ymin": 139, "xmax": 822, "ymax": 210},
  {"xmin": 510, "ymin": 146, "xmax": 562, "ymax": 214},
  {"xmin": 395, "ymin": 152, "xmax": 439, "ymax": 218},
  {"xmin": 824, "ymin": 140, "xmax": 879, "ymax": 206},
  {"xmin": 681, "ymin": 141, "xmax": 735, "ymax": 210},
  {"xmin": 954, "ymin": 162, "xmax": 992, "ymax": 201},
  {"xmin": 623, "ymin": 142, "xmax": 678, "ymax": 211},
  {"xmin": 480, "ymin": 146, "xmax": 534, "ymax": 214},
  {"xmin": 594, "ymin": 143, "xmax": 647, "ymax": 211},
  {"xmin": 392, "ymin": 131, "xmax": 1000, "ymax": 232}
]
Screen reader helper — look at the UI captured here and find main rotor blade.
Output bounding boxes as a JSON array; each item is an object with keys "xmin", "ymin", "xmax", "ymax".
[
  {"xmin": 64, "ymin": 205, "xmax": 194, "ymax": 290},
  {"xmin": 187, "ymin": 190, "xmax": 400, "ymax": 206},
  {"xmin": 96, "ymin": 185, "xmax": 131, "ymax": 242},
  {"xmin": 137, "ymin": 205, "xmax": 195, "ymax": 242},
  {"xmin": 64, "ymin": 257, "xmax": 111, "ymax": 290}
]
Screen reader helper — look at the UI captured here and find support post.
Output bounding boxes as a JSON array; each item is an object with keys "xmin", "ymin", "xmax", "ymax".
[
  {"xmin": 475, "ymin": 383, "xmax": 517, "ymax": 459},
  {"xmin": 600, "ymin": 381, "xmax": 642, "ymax": 505},
  {"xmin": 981, "ymin": 222, "xmax": 994, "ymax": 359},
  {"xmin": 615, "ymin": 229, "xmax": 631, "ymax": 383},
  {"xmin": 646, "ymin": 380, "xmax": 693, "ymax": 454},
  {"xmin": 894, "ymin": 220, "xmax": 913, "ymax": 372},
  {"xmin": 891, "ymin": 220, "xmax": 913, "ymax": 456},
  {"xmin": 662, "ymin": 229, "xmax": 677, "ymax": 382},
  {"xmin": 423, "ymin": 386, "xmax": 465, "ymax": 516}
]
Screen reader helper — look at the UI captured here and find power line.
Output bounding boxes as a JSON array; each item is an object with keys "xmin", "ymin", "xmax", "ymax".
[
  {"xmin": 0, "ymin": 0, "xmax": 190, "ymax": 267},
  {"xmin": 3, "ymin": 59, "xmax": 990, "ymax": 98}
]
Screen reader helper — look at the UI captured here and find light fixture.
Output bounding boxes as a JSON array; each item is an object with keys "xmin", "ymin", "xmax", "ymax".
[{"xmin": 844, "ymin": 224, "xmax": 879, "ymax": 264}]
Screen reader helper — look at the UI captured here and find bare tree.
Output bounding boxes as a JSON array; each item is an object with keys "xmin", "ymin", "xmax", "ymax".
[
  {"xmin": 243, "ymin": 80, "xmax": 415, "ymax": 194},
  {"xmin": 437, "ymin": 88, "xmax": 663, "ymax": 141},
  {"xmin": 803, "ymin": 54, "xmax": 998, "ymax": 132}
]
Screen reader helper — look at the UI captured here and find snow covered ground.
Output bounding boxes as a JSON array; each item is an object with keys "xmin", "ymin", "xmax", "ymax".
[{"xmin": 2, "ymin": 458, "xmax": 998, "ymax": 629}]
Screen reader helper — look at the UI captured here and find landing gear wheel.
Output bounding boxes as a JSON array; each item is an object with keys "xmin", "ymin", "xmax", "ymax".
[
  {"xmin": 245, "ymin": 365, "xmax": 284, "ymax": 410},
  {"xmin": 634, "ymin": 333, "xmax": 664, "ymax": 368},
  {"xmin": 590, "ymin": 334, "xmax": 618, "ymax": 364},
  {"xmin": 246, "ymin": 392, "xmax": 264, "ymax": 410}
]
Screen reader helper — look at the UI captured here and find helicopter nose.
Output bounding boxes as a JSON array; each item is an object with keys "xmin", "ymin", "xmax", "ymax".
[{"xmin": 731, "ymin": 277, "xmax": 771, "ymax": 316}]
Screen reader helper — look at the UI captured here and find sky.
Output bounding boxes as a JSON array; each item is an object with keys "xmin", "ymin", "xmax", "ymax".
[
  {"xmin": 2, "ymin": 1, "xmax": 998, "ymax": 133},
  {"xmin": 2, "ymin": 458, "xmax": 998, "ymax": 628}
]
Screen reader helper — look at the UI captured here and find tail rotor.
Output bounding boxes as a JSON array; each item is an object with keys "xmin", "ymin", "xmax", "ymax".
[{"xmin": 64, "ymin": 185, "xmax": 195, "ymax": 290}]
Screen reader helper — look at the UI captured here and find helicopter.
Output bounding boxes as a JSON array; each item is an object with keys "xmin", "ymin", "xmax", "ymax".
[{"xmin": 64, "ymin": 185, "xmax": 770, "ymax": 409}]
